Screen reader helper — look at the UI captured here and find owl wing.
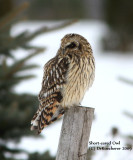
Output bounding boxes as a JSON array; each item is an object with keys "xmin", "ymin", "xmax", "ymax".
[{"xmin": 31, "ymin": 56, "xmax": 70, "ymax": 133}]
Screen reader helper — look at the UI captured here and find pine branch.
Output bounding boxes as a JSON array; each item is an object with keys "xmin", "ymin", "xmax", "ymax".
[
  {"xmin": 13, "ymin": 75, "xmax": 36, "ymax": 80},
  {"xmin": 118, "ymin": 76, "xmax": 133, "ymax": 86},
  {"xmin": 124, "ymin": 111, "xmax": 133, "ymax": 120},
  {"xmin": 0, "ymin": 31, "xmax": 46, "ymax": 56},
  {"xmin": 24, "ymin": 20, "xmax": 78, "ymax": 41},
  {"xmin": 2, "ymin": 48, "xmax": 44, "ymax": 79},
  {"xmin": 0, "ymin": 2, "xmax": 29, "ymax": 31},
  {"xmin": 0, "ymin": 144, "xmax": 27, "ymax": 154},
  {"xmin": 18, "ymin": 64, "xmax": 40, "ymax": 71},
  {"xmin": 0, "ymin": 74, "xmax": 36, "ymax": 91}
]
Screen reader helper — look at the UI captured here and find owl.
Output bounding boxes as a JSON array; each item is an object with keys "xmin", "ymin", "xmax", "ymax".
[{"xmin": 31, "ymin": 33, "xmax": 95, "ymax": 134}]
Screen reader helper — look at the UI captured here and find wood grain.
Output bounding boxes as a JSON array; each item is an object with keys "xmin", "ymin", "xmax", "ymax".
[{"xmin": 56, "ymin": 106, "xmax": 94, "ymax": 160}]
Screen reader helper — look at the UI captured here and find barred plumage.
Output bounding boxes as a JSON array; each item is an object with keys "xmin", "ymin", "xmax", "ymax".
[{"xmin": 31, "ymin": 33, "xmax": 95, "ymax": 134}]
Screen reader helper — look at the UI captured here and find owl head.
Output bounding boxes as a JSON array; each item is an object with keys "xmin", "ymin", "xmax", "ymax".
[{"xmin": 57, "ymin": 33, "xmax": 91, "ymax": 57}]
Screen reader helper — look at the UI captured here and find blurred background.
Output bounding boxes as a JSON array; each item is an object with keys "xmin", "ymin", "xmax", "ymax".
[{"xmin": 0, "ymin": 0, "xmax": 133, "ymax": 160}]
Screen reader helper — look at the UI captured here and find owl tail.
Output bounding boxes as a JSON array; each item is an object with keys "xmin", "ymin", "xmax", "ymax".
[{"xmin": 31, "ymin": 104, "xmax": 65, "ymax": 134}]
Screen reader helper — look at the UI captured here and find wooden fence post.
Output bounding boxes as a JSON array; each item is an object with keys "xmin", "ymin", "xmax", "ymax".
[{"xmin": 56, "ymin": 106, "xmax": 94, "ymax": 160}]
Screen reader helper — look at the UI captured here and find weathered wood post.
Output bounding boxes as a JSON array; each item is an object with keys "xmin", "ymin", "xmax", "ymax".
[{"xmin": 56, "ymin": 106, "xmax": 94, "ymax": 160}]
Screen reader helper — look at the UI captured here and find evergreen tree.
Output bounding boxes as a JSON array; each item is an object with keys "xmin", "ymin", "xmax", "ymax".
[
  {"xmin": 103, "ymin": 0, "xmax": 133, "ymax": 51},
  {"xmin": 0, "ymin": 2, "xmax": 76, "ymax": 160}
]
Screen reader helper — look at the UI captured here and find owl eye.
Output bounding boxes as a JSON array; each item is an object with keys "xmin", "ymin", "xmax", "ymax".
[{"xmin": 67, "ymin": 42, "xmax": 76, "ymax": 49}]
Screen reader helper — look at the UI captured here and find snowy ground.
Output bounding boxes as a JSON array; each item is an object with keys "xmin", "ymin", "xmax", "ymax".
[{"xmin": 9, "ymin": 20, "xmax": 133, "ymax": 160}]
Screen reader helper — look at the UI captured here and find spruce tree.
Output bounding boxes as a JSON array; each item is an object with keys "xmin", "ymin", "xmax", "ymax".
[{"xmin": 0, "ymin": 2, "xmax": 76, "ymax": 160}]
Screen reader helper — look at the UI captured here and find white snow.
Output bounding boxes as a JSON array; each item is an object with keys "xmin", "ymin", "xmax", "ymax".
[{"xmin": 10, "ymin": 20, "xmax": 133, "ymax": 160}]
